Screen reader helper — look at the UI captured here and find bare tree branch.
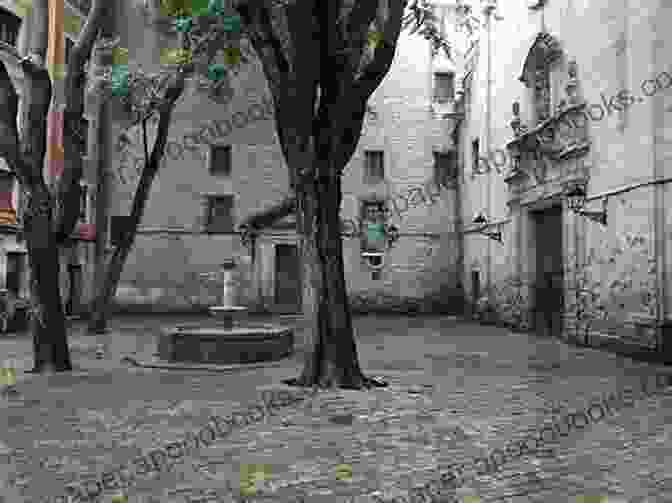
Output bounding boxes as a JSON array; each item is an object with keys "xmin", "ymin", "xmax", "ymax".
[
  {"xmin": 238, "ymin": 1, "xmax": 320, "ymax": 187},
  {"xmin": 123, "ymin": 68, "xmax": 185, "ymax": 243},
  {"xmin": 54, "ymin": 0, "xmax": 108, "ymax": 244},
  {"xmin": 235, "ymin": 2, "xmax": 287, "ymax": 97}
]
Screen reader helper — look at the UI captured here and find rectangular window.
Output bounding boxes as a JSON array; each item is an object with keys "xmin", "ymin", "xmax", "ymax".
[
  {"xmin": 433, "ymin": 72, "xmax": 455, "ymax": 103},
  {"xmin": 209, "ymin": 145, "xmax": 232, "ymax": 176},
  {"xmin": 0, "ymin": 8, "xmax": 21, "ymax": 47},
  {"xmin": 364, "ymin": 150, "xmax": 384, "ymax": 184},
  {"xmin": 80, "ymin": 117, "xmax": 89, "ymax": 156},
  {"xmin": 6, "ymin": 252, "xmax": 24, "ymax": 297},
  {"xmin": 433, "ymin": 151, "xmax": 458, "ymax": 188},
  {"xmin": 79, "ymin": 185, "xmax": 87, "ymax": 222},
  {"xmin": 472, "ymin": 139, "xmax": 480, "ymax": 175},
  {"xmin": 360, "ymin": 200, "xmax": 387, "ymax": 252},
  {"xmin": 110, "ymin": 215, "xmax": 132, "ymax": 247},
  {"xmin": 205, "ymin": 195, "xmax": 234, "ymax": 233},
  {"xmin": 65, "ymin": 37, "xmax": 74, "ymax": 65}
]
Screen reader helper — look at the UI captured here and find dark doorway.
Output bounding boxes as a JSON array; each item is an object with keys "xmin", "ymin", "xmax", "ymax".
[
  {"xmin": 533, "ymin": 205, "xmax": 563, "ymax": 337},
  {"xmin": 66, "ymin": 264, "xmax": 83, "ymax": 316},
  {"xmin": 471, "ymin": 269, "xmax": 480, "ymax": 316},
  {"xmin": 5, "ymin": 252, "xmax": 23, "ymax": 297},
  {"xmin": 274, "ymin": 244, "xmax": 302, "ymax": 313}
]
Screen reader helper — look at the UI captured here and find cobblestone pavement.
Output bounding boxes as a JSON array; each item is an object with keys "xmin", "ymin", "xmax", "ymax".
[{"xmin": 1, "ymin": 314, "xmax": 671, "ymax": 503}]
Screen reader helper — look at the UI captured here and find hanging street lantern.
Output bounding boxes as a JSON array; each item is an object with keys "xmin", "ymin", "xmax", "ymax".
[
  {"xmin": 564, "ymin": 182, "xmax": 587, "ymax": 212},
  {"xmin": 366, "ymin": 221, "xmax": 387, "ymax": 250},
  {"xmin": 472, "ymin": 212, "xmax": 503, "ymax": 243},
  {"xmin": 564, "ymin": 181, "xmax": 607, "ymax": 226}
]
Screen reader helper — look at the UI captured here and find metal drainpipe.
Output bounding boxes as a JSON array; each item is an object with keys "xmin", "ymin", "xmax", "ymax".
[
  {"xmin": 483, "ymin": 2, "xmax": 493, "ymax": 296},
  {"xmin": 651, "ymin": 5, "xmax": 666, "ymax": 352}
]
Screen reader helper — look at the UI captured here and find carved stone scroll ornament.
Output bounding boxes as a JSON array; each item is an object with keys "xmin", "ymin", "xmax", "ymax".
[{"xmin": 518, "ymin": 32, "xmax": 563, "ymax": 124}]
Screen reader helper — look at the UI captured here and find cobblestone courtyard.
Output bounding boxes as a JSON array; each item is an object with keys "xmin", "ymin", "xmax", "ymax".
[{"xmin": 1, "ymin": 314, "xmax": 671, "ymax": 502}]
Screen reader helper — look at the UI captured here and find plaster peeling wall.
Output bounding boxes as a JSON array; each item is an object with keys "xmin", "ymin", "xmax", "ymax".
[
  {"xmin": 471, "ymin": 192, "xmax": 658, "ymax": 347},
  {"xmin": 565, "ymin": 191, "xmax": 658, "ymax": 347}
]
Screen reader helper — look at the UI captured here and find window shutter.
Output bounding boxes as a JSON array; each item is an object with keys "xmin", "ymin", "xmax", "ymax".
[
  {"xmin": 110, "ymin": 216, "xmax": 132, "ymax": 246},
  {"xmin": 434, "ymin": 151, "xmax": 458, "ymax": 188},
  {"xmin": 203, "ymin": 195, "xmax": 234, "ymax": 233},
  {"xmin": 364, "ymin": 151, "xmax": 384, "ymax": 184},
  {"xmin": 210, "ymin": 146, "xmax": 232, "ymax": 176},
  {"xmin": 79, "ymin": 185, "xmax": 87, "ymax": 221},
  {"xmin": 434, "ymin": 73, "xmax": 455, "ymax": 103}
]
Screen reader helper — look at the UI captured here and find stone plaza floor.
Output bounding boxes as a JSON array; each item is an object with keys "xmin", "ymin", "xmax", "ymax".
[{"xmin": 0, "ymin": 314, "xmax": 671, "ymax": 502}]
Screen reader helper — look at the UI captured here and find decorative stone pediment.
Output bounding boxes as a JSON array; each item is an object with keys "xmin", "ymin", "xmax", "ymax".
[
  {"xmin": 505, "ymin": 102, "xmax": 590, "ymax": 187},
  {"xmin": 519, "ymin": 32, "xmax": 563, "ymax": 123},
  {"xmin": 519, "ymin": 32, "xmax": 563, "ymax": 84}
]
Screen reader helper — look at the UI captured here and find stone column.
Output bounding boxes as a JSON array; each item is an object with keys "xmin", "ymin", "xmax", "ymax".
[{"xmin": 220, "ymin": 259, "xmax": 238, "ymax": 308}]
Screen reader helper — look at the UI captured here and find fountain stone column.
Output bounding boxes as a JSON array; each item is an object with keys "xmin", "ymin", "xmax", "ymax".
[{"xmin": 208, "ymin": 259, "xmax": 248, "ymax": 329}]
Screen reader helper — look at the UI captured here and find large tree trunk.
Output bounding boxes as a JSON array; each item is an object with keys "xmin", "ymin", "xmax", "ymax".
[
  {"xmin": 25, "ymin": 189, "xmax": 72, "ymax": 372},
  {"xmin": 283, "ymin": 163, "xmax": 386, "ymax": 389}
]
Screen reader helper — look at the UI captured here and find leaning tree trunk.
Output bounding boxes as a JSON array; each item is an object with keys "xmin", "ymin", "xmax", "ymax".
[
  {"xmin": 25, "ymin": 189, "xmax": 72, "ymax": 372},
  {"xmin": 87, "ymin": 71, "xmax": 185, "ymax": 334},
  {"xmin": 87, "ymin": 142, "xmax": 162, "ymax": 333}
]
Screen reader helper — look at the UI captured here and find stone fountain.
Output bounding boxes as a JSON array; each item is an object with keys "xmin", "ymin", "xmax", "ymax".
[{"xmin": 156, "ymin": 258, "xmax": 293, "ymax": 365}]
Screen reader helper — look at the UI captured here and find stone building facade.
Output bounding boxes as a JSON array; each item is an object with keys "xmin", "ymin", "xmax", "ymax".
[
  {"xmin": 459, "ymin": 0, "xmax": 672, "ymax": 357},
  {"xmin": 108, "ymin": 0, "xmax": 466, "ymax": 315}
]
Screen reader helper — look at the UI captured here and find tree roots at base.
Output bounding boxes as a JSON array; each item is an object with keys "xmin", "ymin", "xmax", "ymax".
[{"xmin": 282, "ymin": 374, "xmax": 388, "ymax": 390}]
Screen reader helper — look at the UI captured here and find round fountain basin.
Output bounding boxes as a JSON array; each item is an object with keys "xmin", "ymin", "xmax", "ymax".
[
  {"xmin": 208, "ymin": 306, "xmax": 248, "ymax": 329},
  {"xmin": 157, "ymin": 324, "xmax": 293, "ymax": 365}
]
